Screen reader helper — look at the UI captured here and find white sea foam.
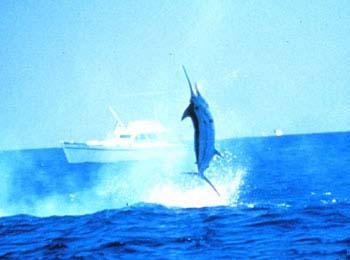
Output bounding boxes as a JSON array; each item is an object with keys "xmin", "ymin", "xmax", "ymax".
[
  {"xmin": 0, "ymin": 149, "xmax": 246, "ymax": 216},
  {"xmin": 91, "ymin": 150, "xmax": 246, "ymax": 210},
  {"xmin": 146, "ymin": 168, "xmax": 245, "ymax": 208},
  {"xmin": 144, "ymin": 150, "xmax": 246, "ymax": 208}
]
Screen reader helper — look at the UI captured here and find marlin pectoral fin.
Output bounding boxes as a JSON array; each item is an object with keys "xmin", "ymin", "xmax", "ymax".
[
  {"xmin": 200, "ymin": 174, "xmax": 220, "ymax": 197},
  {"xmin": 181, "ymin": 107, "xmax": 190, "ymax": 121},
  {"xmin": 181, "ymin": 105, "xmax": 192, "ymax": 120}
]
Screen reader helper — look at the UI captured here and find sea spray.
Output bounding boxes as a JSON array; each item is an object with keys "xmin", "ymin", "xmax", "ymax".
[
  {"xmin": 146, "ymin": 168, "xmax": 245, "ymax": 208},
  {"xmin": 146, "ymin": 151, "xmax": 246, "ymax": 208}
]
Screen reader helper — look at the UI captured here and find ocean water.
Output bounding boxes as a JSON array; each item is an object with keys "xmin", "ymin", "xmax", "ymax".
[{"xmin": 0, "ymin": 132, "xmax": 350, "ymax": 259}]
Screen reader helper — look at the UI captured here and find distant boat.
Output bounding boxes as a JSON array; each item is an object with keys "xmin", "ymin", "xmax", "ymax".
[
  {"xmin": 273, "ymin": 129, "xmax": 284, "ymax": 137},
  {"xmin": 62, "ymin": 108, "xmax": 184, "ymax": 163}
]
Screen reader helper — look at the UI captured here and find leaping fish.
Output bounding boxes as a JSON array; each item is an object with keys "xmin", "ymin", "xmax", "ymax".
[{"xmin": 181, "ymin": 66, "xmax": 221, "ymax": 196}]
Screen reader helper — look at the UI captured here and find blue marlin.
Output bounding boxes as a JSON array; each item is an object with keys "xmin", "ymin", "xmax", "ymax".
[{"xmin": 181, "ymin": 66, "xmax": 221, "ymax": 196}]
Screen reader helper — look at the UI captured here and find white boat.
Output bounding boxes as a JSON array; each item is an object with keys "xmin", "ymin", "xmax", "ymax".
[
  {"xmin": 273, "ymin": 129, "xmax": 284, "ymax": 137},
  {"xmin": 62, "ymin": 110, "xmax": 185, "ymax": 163}
]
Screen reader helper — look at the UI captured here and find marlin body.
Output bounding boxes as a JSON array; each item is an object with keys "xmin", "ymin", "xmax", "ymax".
[{"xmin": 181, "ymin": 66, "xmax": 221, "ymax": 196}]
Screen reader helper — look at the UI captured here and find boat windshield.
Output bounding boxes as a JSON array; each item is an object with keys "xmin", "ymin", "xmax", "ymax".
[
  {"xmin": 119, "ymin": 134, "xmax": 132, "ymax": 139},
  {"xmin": 135, "ymin": 133, "xmax": 159, "ymax": 142}
]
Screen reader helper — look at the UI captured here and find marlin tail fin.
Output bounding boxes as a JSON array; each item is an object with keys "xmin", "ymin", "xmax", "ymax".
[
  {"xmin": 200, "ymin": 174, "xmax": 220, "ymax": 197},
  {"xmin": 215, "ymin": 149, "xmax": 223, "ymax": 157}
]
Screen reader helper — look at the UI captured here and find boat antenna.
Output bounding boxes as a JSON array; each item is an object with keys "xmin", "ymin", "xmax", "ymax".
[{"xmin": 108, "ymin": 105, "xmax": 125, "ymax": 127}]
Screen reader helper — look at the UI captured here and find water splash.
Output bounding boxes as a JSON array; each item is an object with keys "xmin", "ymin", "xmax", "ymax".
[
  {"xmin": 81, "ymin": 150, "xmax": 246, "ymax": 211},
  {"xmin": 0, "ymin": 149, "xmax": 245, "ymax": 216},
  {"xmin": 142, "ymin": 150, "xmax": 245, "ymax": 208},
  {"xmin": 146, "ymin": 168, "xmax": 245, "ymax": 208}
]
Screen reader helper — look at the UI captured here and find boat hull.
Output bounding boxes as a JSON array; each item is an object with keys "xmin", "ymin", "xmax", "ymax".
[{"xmin": 62, "ymin": 142, "xmax": 186, "ymax": 163}]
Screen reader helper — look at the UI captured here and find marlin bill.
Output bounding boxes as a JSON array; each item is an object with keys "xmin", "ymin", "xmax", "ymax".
[{"xmin": 181, "ymin": 66, "xmax": 221, "ymax": 196}]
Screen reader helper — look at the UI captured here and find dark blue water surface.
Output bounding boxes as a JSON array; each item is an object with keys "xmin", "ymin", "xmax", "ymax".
[{"xmin": 1, "ymin": 132, "xmax": 350, "ymax": 259}]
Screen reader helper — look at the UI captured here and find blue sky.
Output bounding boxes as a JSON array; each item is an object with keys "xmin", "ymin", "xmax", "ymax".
[{"xmin": 1, "ymin": 0, "xmax": 349, "ymax": 149}]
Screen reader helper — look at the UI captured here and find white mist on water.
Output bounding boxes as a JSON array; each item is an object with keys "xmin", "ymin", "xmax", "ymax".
[
  {"xmin": 93, "ymin": 150, "xmax": 246, "ymax": 209},
  {"xmin": 0, "ymin": 150, "xmax": 246, "ymax": 217},
  {"xmin": 146, "ymin": 168, "xmax": 245, "ymax": 208}
]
